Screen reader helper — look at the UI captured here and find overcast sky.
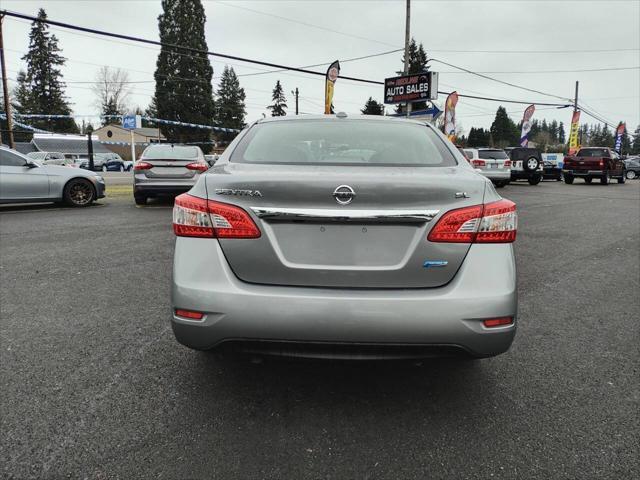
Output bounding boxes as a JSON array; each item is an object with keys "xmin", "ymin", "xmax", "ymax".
[{"xmin": 3, "ymin": 0, "xmax": 639, "ymax": 134}]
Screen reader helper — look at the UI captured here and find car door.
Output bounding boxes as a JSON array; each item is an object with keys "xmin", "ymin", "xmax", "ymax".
[
  {"xmin": 0, "ymin": 149, "xmax": 50, "ymax": 201},
  {"xmin": 611, "ymin": 151, "xmax": 624, "ymax": 174}
]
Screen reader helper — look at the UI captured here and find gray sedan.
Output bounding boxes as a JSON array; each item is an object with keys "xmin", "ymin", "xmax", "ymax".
[
  {"xmin": 0, "ymin": 146, "xmax": 106, "ymax": 207},
  {"xmin": 170, "ymin": 115, "xmax": 518, "ymax": 360}
]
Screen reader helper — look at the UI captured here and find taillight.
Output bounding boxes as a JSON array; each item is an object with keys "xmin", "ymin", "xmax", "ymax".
[
  {"xmin": 599, "ymin": 160, "xmax": 603, "ymax": 167},
  {"xmin": 175, "ymin": 309, "xmax": 204, "ymax": 320},
  {"xmin": 472, "ymin": 159, "xmax": 486, "ymax": 167},
  {"xmin": 503, "ymin": 160, "xmax": 511, "ymax": 167},
  {"xmin": 173, "ymin": 193, "xmax": 261, "ymax": 239},
  {"xmin": 427, "ymin": 199, "xmax": 517, "ymax": 244},
  {"xmin": 186, "ymin": 162, "xmax": 208, "ymax": 172},
  {"xmin": 134, "ymin": 161, "xmax": 153, "ymax": 171}
]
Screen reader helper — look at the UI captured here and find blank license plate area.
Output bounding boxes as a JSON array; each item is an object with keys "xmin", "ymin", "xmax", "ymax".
[{"xmin": 267, "ymin": 222, "xmax": 419, "ymax": 267}]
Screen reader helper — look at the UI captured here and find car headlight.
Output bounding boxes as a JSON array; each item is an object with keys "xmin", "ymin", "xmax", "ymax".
[{"xmin": 95, "ymin": 175, "xmax": 104, "ymax": 183}]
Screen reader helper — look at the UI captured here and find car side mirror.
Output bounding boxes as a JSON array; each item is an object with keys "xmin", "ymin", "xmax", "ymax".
[{"xmin": 25, "ymin": 160, "xmax": 39, "ymax": 169}]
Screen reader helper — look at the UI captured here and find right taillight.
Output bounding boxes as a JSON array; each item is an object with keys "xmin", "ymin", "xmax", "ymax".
[
  {"xmin": 427, "ymin": 199, "xmax": 517, "ymax": 244},
  {"xmin": 173, "ymin": 193, "xmax": 261, "ymax": 239}
]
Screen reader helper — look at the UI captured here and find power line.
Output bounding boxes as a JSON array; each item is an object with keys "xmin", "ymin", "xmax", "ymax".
[{"xmin": 440, "ymin": 66, "xmax": 640, "ymax": 74}]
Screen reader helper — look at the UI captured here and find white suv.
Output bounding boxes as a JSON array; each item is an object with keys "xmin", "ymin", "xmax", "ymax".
[{"xmin": 463, "ymin": 148, "xmax": 511, "ymax": 188}]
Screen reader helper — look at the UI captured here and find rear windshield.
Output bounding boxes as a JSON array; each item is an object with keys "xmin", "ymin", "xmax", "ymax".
[
  {"xmin": 577, "ymin": 148, "xmax": 608, "ymax": 157},
  {"xmin": 479, "ymin": 149, "xmax": 508, "ymax": 160},
  {"xmin": 231, "ymin": 120, "xmax": 457, "ymax": 167},
  {"xmin": 142, "ymin": 145, "xmax": 200, "ymax": 160}
]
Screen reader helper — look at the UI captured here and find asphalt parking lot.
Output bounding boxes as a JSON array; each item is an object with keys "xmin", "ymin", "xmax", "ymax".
[{"xmin": 1, "ymin": 180, "xmax": 639, "ymax": 479}]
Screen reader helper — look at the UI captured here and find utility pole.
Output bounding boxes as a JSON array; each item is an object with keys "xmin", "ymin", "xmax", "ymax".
[
  {"xmin": 403, "ymin": 0, "xmax": 411, "ymax": 118},
  {"xmin": 291, "ymin": 87, "xmax": 299, "ymax": 115},
  {"xmin": 87, "ymin": 131, "xmax": 95, "ymax": 171},
  {"xmin": 573, "ymin": 80, "xmax": 579, "ymax": 113},
  {"xmin": 0, "ymin": 14, "xmax": 15, "ymax": 148}
]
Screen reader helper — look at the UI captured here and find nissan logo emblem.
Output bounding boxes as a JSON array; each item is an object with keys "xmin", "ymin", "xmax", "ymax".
[{"xmin": 333, "ymin": 185, "xmax": 356, "ymax": 205}]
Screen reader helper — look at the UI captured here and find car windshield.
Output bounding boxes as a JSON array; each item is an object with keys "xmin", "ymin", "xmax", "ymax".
[
  {"xmin": 143, "ymin": 145, "xmax": 200, "ymax": 160},
  {"xmin": 479, "ymin": 150, "xmax": 508, "ymax": 160},
  {"xmin": 231, "ymin": 120, "xmax": 457, "ymax": 166},
  {"xmin": 577, "ymin": 149, "xmax": 608, "ymax": 157}
]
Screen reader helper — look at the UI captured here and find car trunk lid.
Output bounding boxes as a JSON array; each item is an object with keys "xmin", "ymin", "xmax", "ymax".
[{"xmin": 206, "ymin": 163, "xmax": 485, "ymax": 288}]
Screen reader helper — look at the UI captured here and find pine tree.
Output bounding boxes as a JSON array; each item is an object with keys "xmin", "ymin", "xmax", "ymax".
[
  {"xmin": 396, "ymin": 38, "xmax": 430, "ymax": 114},
  {"xmin": 100, "ymin": 96, "xmax": 121, "ymax": 126},
  {"xmin": 619, "ymin": 124, "xmax": 631, "ymax": 154},
  {"xmin": 267, "ymin": 80, "xmax": 287, "ymax": 117},
  {"xmin": 558, "ymin": 121, "xmax": 566, "ymax": 144},
  {"xmin": 215, "ymin": 66, "xmax": 246, "ymax": 139},
  {"xmin": 467, "ymin": 127, "xmax": 490, "ymax": 147},
  {"xmin": 20, "ymin": 9, "xmax": 78, "ymax": 133},
  {"xmin": 490, "ymin": 107, "xmax": 519, "ymax": 148},
  {"xmin": 630, "ymin": 125, "xmax": 640, "ymax": 154},
  {"xmin": 153, "ymin": 0, "xmax": 215, "ymax": 145},
  {"xmin": 361, "ymin": 97, "xmax": 384, "ymax": 115}
]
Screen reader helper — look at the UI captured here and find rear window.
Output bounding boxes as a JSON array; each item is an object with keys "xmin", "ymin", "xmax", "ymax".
[
  {"xmin": 577, "ymin": 149, "xmax": 608, "ymax": 157},
  {"xmin": 142, "ymin": 145, "xmax": 200, "ymax": 160},
  {"xmin": 479, "ymin": 149, "xmax": 508, "ymax": 160},
  {"xmin": 231, "ymin": 120, "xmax": 457, "ymax": 167}
]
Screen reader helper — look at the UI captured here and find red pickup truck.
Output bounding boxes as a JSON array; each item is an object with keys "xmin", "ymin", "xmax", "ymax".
[{"xmin": 563, "ymin": 147, "xmax": 626, "ymax": 185}]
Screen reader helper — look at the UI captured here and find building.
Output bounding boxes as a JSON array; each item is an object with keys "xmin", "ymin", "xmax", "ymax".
[
  {"xmin": 25, "ymin": 134, "xmax": 111, "ymax": 159},
  {"xmin": 93, "ymin": 124, "xmax": 166, "ymax": 161}
]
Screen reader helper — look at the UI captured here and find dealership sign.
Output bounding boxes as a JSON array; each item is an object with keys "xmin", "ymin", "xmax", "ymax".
[{"xmin": 384, "ymin": 72, "xmax": 438, "ymax": 104}]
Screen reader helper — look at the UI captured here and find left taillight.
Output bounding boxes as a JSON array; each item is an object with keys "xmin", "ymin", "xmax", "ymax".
[
  {"xmin": 186, "ymin": 162, "xmax": 208, "ymax": 172},
  {"xmin": 427, "ymin": 199, "xmax": 517, "ymax": 244},
  {"xmin": 173, "ymin": 193, "xmax": 261, "ymax": 239},
  {"xmin": 134, "ymin": 161, "xmax": 153, "ymax": 171},
  {"xmin": 503, "ymin": 160, "xmax": 512, "ymax": 167}
]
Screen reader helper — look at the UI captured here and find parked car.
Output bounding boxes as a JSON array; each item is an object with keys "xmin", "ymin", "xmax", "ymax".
[
  {"xmin": 204, "ymin": 154, "xmax": 219, "ymax": 166},
  {"xmin": 133, "ymin": 144, "xmax": 207, "ymax": 205},
  {"xmin": 505, "ymin": 147, "xmax": 543, "ymax": 185},
  {"xmin": 563, "ymin": 147, "xmax": 626, "ymax": 184},
  {"xmin": 26, "ymin": 151, "xmax": 73, "ymax": 167},
  {"xmin": 79, "ymin": 153, "xmax": 126, "ymax": 172},
  {"xmin": 541, "ymin": 153, "xmax": 564, "ymax": 181},
  {"xmin": 456, "ymin": 146, "xmax": 470, "ymax": 162},
  {"xmin": 0, "ymin": 146, "xmax": 106, "ymax": 207},
  {"xmin": 623, "ymin": 157, "xmax": 640, "ymax": 179},
  {"xmin": 463, "ymin": 148, "xmax": 511, "ymax": 187},
  {"xmin": 171, "ymin": 114, "xmax": 518, "ymax": 360}
]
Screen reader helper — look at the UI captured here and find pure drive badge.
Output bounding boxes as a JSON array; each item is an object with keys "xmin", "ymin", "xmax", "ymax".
[{"xmin": 215, "ymin": 188, "xmax": 263, "ymax": 197}]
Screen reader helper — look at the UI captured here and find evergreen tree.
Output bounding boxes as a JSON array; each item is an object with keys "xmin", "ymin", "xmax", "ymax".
[
  {"xmin": 20, "ymin": 9, "xmax": 78, "ymax": 133},
  {"xmin": 549, "ymin": 120, "xmax": 558, "ymax": 143},
  {"xmin": 630, "ymin": 125, "xmax": 640, "ymax": 154},
  {"xmin": 467, "ymin": 127, "xmax": 490, "ymax": 147},
  {"xmin": 396, "ymin": 38, "xmax": 430, "ymax": 114},
  {"xmin": 361, "ymin": 97, "xmax": 384, "ymax": 115},
  {"xmin": 100, "ymin": 96, "xmax": 121, "ymax": 126},
  {"xmin": 558, "ymin": 121, "xmax": 566, "ymax": 144},
  {"xmin": 267, "ymin": 80, "xmax": 287, "ymax": 117},
  {"xmin": 153, "ymin": 0, "xmax": 215, "ymax": 145},
  {"xmin": 215, "ymin": 66, "xmax": 246, "ymax": 139},
  {"xmin": 619, "ymin": 124, "xmax": 631, "ymax": 154},
  {"xmin": 489, "ymin": 107, "xmax": 519, "ymax": 148}
]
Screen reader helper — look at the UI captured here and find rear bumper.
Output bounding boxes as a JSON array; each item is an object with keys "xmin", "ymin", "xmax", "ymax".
[
  {"xmin": 479, "ymin": 170, "xmax": 511, "ymax": 181},
  {"xmin": 562, "ymin": 169, "xmax": 604, "ymax": 176},
  {"xmin": 171, "ymin": 240, "xmax": 517, "ymax": 358},
  {"xmin": 510, "ymin": 169, "xmax": 543, "ymax": 180},
  {"xmin": 133, "ymin": 181, "xmax": 195, "ymax": 196}
]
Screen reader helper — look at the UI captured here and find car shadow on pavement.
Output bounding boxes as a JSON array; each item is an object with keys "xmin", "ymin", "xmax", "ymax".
[{"xmin": 0, "ymin": 202, "xmax": 103, "ymax": 213}]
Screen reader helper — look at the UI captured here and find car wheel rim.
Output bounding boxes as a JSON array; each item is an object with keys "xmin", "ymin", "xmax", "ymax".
[
  {"xmin": 69, "ymin": 183, "xmax": 92, "ymax": 205},
  {"xmin": 528, "ymin": 159, "xmax": 537, "ymax": 169},
  {"xmin": 628, "ymin": 171, "xmax": 636, "ymax": 179}
]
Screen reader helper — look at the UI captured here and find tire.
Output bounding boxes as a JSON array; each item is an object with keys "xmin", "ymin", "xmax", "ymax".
[
  {"xmin": 523, "ymin": 156, "xmax": 541, "ymax": 173},
  {"xmin": 134, "ymin": 193, "xmax": 147, "ymax": 205},
  {"xmin": 584, "ymin": 177, "xmax": 593, "ymax": 184},
  {"xmin": 102, "ymin": 164, "xmax": 108, "ymax": 172},
  {"xmin": 63, "ymin": 178, "xmax": 96, "ymax": 207},
  {"xmin": 528, "ymin": 174, "xmax": 541, "ymax": 186},
  {"xmin": 564, "ymin": 175, "xmax": 574, "ymax": 184},
  {"xmin": 494, "ymin": 181, "xmax": 506, "ymax": 188},
  {"xmin": 618, "ymin": 171, "xmax": 625, "ymax": 184},
  {"xmin": 119, "ymin": 164, "xmax": 124, "ymax": 172},
  {"xmin": 626, "ymin": 170, "xmax": 637, "ymax": 180},
  {"xmin": 556, "ymin": 174, "xmax": 563, "ymax": 181},
  {"xmin": 601, "ymin": 172, "xmax": 610, "ymax": 185}
]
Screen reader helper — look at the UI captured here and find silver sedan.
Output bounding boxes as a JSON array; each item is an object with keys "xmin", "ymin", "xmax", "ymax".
[
  {"xmin": 171, "ymin": 115, "xmax": 518, "ymax": 360},
  {"xmin": 0, "ymin": 146, "xmax": 106, "ymax": 207}
]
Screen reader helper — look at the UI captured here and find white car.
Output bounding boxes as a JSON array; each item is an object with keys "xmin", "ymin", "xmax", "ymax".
[{"xmin": 463, "ymin": 148, "xmax": 511, "ymax": 188}]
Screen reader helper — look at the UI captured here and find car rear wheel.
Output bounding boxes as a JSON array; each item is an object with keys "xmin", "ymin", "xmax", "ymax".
[
  {"xmin": 601, "ymin": 172, "xmax": 610, "ymax": 185},
  {"xmin": 618, "ymin": 171, "xmax": 625, "ymax": 184},
  {"xmin": 564, "ymin": 174, "xmax": 574, "ymax": 184},
  {"xmin": 527, "ymin": 174, "xmax": 541, "ymax": 186},
  {"xmin": 119, "ymin": 164, "xmax": 124, "ymax": 172},
  {"xmin": 494, "ymin": 181, "xmax": 506, "ymax": 188},
  {"xmin": 626, "ymin": 170, "xmax": 637, "ymax": 179},
  {"xmin": 63, "ymin": 178, "xmax": 95, "ymax": 207},
  {"xmin": 584, "ymin": 177, "xmax": 593, "ymax": 184},
  {"xmin": 134, "ymin": 194, "xmax": 147, "ymax": 205},
  {"xmin": 102, "ymin": 164, "xmax": 108, "ymax": 172}
]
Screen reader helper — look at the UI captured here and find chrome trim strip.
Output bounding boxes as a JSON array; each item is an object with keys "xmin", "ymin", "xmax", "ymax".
[{"xmin": 250, "ymin": 207, "xmax": 440, "ymax": 223}]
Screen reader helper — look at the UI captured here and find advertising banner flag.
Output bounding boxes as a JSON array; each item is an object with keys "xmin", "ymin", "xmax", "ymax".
[
  {"xmin": 324, "ymin": 60, "xmax": 340, "ymax": 114},
  {"xmin": 568, "ymin": 110, "xmax": 581, "ymax": 154},
  {"xmin": 614, "ymin": 122, "xmax": 626, "ymax": 153},
  {"xmin": 444, "ymin": 91, "xmax": 458, "ymax": 141},
  {"xmin": 519, "ymin": 104, "xmax": 536, "ymax": 147}
]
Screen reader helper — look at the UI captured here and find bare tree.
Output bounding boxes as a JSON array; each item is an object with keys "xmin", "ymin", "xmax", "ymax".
[{"xmin": 93, "ymin": 66, "xmax": 132, "ymax": 123}]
